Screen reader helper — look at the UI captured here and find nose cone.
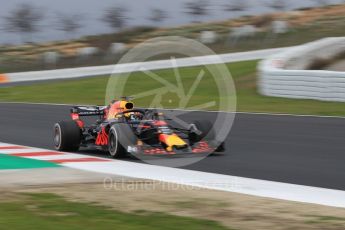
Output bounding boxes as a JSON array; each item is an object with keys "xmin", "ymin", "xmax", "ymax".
[{"xmin": 159, "ymin": 134, "xmax": 187, "ymax": 152}]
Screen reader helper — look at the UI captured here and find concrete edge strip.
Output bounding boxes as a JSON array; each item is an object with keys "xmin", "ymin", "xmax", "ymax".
[
  {"xmin": 66, "ymin": 161, "xmax": 345, "ymax": 208},
  {"xmin": 0, "ymin": 141, "xmax": 344, "ymax": 208}
]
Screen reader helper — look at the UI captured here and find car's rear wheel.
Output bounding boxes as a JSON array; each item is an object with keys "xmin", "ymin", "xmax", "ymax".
[
  {"xmin": 54, "ymin": 121, "xmax": 81, "ymax": 151},
  {"xmin": 108, "ymin": 123, "xmax": 137, "ymax": 158}
]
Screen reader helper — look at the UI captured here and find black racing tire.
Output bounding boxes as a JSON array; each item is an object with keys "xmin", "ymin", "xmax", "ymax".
[
  {"xmin": 108, "ymin": 123, "xmax": 137, "ymax": 159},
  {"xmin": 215, "ymin": 142, "xmax": 225, "ymax": 152},
  {"xmin": 189, "ymin": 120, "xmax": 215, "ymax": 144},
  {"xmin": 54, "ymin": 121, "xmax": 81, "ymax": 151}
]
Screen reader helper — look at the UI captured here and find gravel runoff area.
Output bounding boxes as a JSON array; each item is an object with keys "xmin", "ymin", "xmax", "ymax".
[{"xmin": 1, "ymin": 167, "xmax": 345, "ymax": 229}]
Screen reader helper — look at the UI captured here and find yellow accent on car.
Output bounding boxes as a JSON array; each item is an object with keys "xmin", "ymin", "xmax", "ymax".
[
  {"xmin": 165, "ymin": 134, "xmax": 187, "ymax": 151},
  {"xmin": 137, "ymin": 140, "xmax": 143, "ymax": 146},
  {"xmin": 107, "ymin": 100, "xmax": 134, "ymax": 119}
]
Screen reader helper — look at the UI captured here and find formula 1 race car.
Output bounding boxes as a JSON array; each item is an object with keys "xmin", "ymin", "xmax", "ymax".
[{"xmin": 53, "ymin": 98, "xmax": 224, "ymax": 158}]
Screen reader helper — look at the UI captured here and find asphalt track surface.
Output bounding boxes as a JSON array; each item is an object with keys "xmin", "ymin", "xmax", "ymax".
[{"xmin": 1, "ymin": 103, "xmax": 345, "ymax": 191}]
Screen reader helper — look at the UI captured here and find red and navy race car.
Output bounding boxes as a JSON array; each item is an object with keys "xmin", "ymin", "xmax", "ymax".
[{"xmin": 53, "ymin": 98, "xmax": 224, "ymax": 158}]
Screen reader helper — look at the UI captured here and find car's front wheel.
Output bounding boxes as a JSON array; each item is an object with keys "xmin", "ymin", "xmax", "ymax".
[
  {"xmin": 188, "ymin": 120, "xmax": 214, "ymax": 143},
  {"xmin": 188, "ymin": 120, "xmax": 225, "ymax": 152},
  {"xmin": 108, "ymin": 123, "xmax": 137, "ymax": 158}
]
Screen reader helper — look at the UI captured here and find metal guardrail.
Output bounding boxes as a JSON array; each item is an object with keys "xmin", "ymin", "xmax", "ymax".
[
  {"xmin": 0, "ymin": 47, "xmax": 287, "ymax": 84},
  {"xmin": 258, "ymin": 37, "xmax": 345, "ymax": 102}
]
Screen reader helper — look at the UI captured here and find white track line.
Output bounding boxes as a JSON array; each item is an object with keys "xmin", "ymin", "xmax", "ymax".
[
  {"xmin": 22, "ymin": 154, "xmax": 92, "ymax": 161},
  {"xmin": 0, "ymin": 148, "xmax": 51, "ymax": 154},
  {"xmin": 1, "ymin": 142, "xmax": 345, "ymax": 208},
  {"xmin": 1, "ymin": 101, "xmax": 345, "ymax": 119}
]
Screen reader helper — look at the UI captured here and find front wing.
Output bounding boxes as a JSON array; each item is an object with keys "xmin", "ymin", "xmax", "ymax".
[{"xmin": 126, "ymin": 141, "xmax": 216, "ymax": 156}]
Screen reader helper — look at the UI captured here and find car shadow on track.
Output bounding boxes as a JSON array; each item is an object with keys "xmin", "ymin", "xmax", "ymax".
[{"xmin": 76, "ymin": 148, "xmax": 225, "ymax": 164}]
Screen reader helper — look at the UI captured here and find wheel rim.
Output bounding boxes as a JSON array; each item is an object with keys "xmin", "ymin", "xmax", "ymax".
[
  {"xmin": 54, "ymin": 125, "xmax": 61, "ymax": 148},
  {"xmin": 109, "ymin": 130, "xmax": 118, "ymax": 156}
]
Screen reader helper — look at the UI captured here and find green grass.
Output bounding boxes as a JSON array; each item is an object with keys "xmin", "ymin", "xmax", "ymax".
[
  {"xmin": 0, "ymin": 193, "xmax": 229, "ymax": 230},
  {"xmin": 304, "ymin": 215, "xmax": 345, "ymax": 225},
  {"xmin": 1, "ymin": 60, "xmax": 345, "ymax": 116},
  {"xmin": 313, "ymin": 216, "xmax": 345, "ymax": 222}
]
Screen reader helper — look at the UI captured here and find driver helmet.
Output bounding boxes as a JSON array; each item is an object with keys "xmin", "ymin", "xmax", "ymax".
[{"xmin": 125, "ymin": 112, "xmax": 141, "ymax": 121}]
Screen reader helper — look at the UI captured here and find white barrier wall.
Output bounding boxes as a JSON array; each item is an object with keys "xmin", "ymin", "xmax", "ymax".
[
  {"xmin": 258, "ymin": 37, "xmax": 345, "ymax": 102},
  {"xmin": 1, "ymin": 47, "xmax": 287, "ymax": 84}
]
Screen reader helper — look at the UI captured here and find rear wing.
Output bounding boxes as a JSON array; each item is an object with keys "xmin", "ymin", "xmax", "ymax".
[{"xmin": 71, "ymin": 106, "xmax": 107, "ymax": 117}]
